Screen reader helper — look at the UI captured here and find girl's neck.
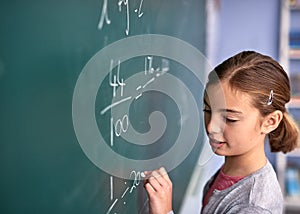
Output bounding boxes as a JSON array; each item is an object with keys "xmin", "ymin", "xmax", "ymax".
[{"xmin": 223, "ymin": 145, "xmax": 267, "ymax": 177}]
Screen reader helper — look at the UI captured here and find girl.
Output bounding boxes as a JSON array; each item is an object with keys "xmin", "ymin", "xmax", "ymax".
[{"xmin": 144, "ymin": 51, "xmax": 299, "ymax": 214}]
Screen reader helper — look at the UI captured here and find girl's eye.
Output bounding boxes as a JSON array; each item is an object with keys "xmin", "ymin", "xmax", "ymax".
[
  {"xmin": 203, "ymin": 108, "xmax": 211, "ymax": 113},
  {"xmin": 224, "ymin": 117, "xmax": 238, "ymax": 123}
]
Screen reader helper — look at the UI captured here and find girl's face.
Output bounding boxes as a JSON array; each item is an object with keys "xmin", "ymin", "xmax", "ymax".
[{"xmin": 203, "ymin": 82, "xmax": 265, "ymax": 157}]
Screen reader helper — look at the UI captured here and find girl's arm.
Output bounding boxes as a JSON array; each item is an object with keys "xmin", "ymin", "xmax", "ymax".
[{"xmin": 144, "ymin": 167, "xmax": 173, "ymax": 214}]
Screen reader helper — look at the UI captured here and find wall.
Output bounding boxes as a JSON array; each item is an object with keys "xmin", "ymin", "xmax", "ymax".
[{"xmin": 215, "ymin": 0, "xmax": 280, "ymax": 65}]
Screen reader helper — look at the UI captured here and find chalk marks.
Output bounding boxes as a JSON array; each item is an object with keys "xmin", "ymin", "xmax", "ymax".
[
  {"xmin": 73, "ymin": 33, "xmax": 210, "ymax": 179},
  {"xmin": 98, "ymin": 0, "xmax": 145, "ymax": 35},
  {"xmin": 129, "ymin": 170, "xmax": 141, "ymax": 193},
  {"xmin": 106, "ymin": 198, "xmax": 118, "ymax": 214},
  {"xmin": 106, "ymin": 170, "xmax": 143, "ymax": 214},
  {"xmin": 121, "ymin": 187, "xmax": 129, "ymax": 198},
  {"xmin": 109, "ymin": 60, "xmax": 125, "ymax": 98},
  {"xmin": 118, "ymin": 0, "xmax": 130, "ymax": 35},
  {"xmin": 112, "ymin": 114, "xmax": 129, "ymax": 137},
  {"xmin": 101, "ymin": 56, "xmax": 169, "ymax": 213},
  {"xmin": 134, "ymin": 0, "xmax": 144, "ymax": 18},
  {"xmin": 100, "ymin": 56, "xmax": 169, "ymax": 148},
  {"xmin": 110, "ymin": 176, "xmax": 114, "ymax": 201},
  {"xmin": 98, "ymin": 0, "xmax": 111, "ymax": 30},
  {"xmin": 72, "ymin": 34, "xmax": 216, "ymax": 213},
  {"xmin": 100, "ymin": 96, "xmax": 132, "ymax": 115}
]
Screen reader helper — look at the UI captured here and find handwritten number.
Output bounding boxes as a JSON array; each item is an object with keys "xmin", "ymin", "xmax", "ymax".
[
  {"xmin": 129, "ymin": 170, "xmax": 141, "ymax": 193},
  {"xmin": 134, "ymin": 0, "xmax": 144, "ymax": 17},
  {"xmin": 109, "ymin": 60, "xmax": 118, "ymax": 97},
  {"xmin": 110, "ymin": 60, "xmax": 125, "ymax": 98},
  {"xmin": 98, "ymin": 0, "xmax": 111, "ymax": 30},
  {"xmin": 98, "ymin": 0, "xmax": 145, "ymax": 35},
  {"xmin": 114, "ymin": 115, "xmax": 129, "ymax": 137}
]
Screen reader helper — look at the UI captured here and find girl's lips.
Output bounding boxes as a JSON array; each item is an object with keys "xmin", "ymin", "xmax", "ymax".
[{"xmin": 209, "ymin": 138, "xmax": 225, "ymax": 149}]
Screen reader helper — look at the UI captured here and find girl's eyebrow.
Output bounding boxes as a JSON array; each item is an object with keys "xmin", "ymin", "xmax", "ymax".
[
  {"xmin": 203, "ymin": 98, "xmax": 242, "ymax": 115},
  {"xmin": 219, "ymin": 109, "xmax": 243, "ymax": 115}
]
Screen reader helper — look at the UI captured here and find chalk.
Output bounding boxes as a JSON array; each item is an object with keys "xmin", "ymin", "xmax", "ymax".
[{"xmin": 141, "ymin": 171, "xmax": 151, "ymax": 179}]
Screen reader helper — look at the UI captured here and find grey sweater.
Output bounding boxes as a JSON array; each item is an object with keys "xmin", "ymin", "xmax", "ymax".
[{"xmin": 201, "ymin": 161, "xmax": 283, "ymax": 214}]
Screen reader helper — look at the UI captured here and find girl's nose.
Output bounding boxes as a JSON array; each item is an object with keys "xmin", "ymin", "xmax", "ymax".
[{"xmin": 206, "ymin": 115, "xmax": 223, "ymax": 134}]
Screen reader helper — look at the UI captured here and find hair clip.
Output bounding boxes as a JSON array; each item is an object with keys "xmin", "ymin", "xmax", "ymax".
[{"xmin": 267, "ymin": 90, "xmax": 274, "ymax": 106}]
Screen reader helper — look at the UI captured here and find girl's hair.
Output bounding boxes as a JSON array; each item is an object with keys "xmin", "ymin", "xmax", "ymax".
[{"xmin": 207, "ymin": 51, "xmax": 299, "ymax": 153}]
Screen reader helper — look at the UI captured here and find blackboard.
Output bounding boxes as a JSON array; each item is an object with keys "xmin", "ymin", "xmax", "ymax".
[{"xmin": 0, "ymin": 0, "xmax": 208, "ymax": 213}]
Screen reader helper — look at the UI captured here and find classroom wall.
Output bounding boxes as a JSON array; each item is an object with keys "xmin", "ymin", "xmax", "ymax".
[{"xmin": 214, "ymin": 0, "xmax": 280, "ymax": 65}]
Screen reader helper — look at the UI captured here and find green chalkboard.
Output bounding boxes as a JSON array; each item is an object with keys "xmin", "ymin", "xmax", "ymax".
[{"xmin": 0, "ymin": 0, "xmax": 207, "ymax": 213}]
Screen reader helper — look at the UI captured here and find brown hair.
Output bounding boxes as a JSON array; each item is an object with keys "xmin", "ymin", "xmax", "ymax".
[{"xmin": 207, "ymin": 51, "xmax": 299, "ymax": 153}]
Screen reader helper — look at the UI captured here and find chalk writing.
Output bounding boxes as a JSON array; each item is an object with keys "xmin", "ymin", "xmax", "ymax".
[
  {"xmin": 106, "ymin": 170, "xmax": 143, "ymax": 214},
  {"xmin": 110, "ymin": 176, "xmax": 114, "ymax": 200},
  {"xmin": 110, "ymin": 115, "xmax": 129, "ymax": 146},
  {"xmin": 109, "ymin": 60, "xmax": 125, "ymax": 98},
  {"xmin": 113, "ymin": 114, "xmax": 129, "ymax": 137},
  {"xmin": 134, "ymin": 0, "xmax": 144, "ymax": 18},
  {"xmin": 121, "ymin": 186, "xmax": 129, "ymax": 198},
  {"xmin": 98, "ymin": 0, "xmax": 111, "ymax": 30},
  {"xmin": 100, "ymin": 96, "xmax": 131, "ymax": 115},
  {"xmin": 106, "ymin": 198, "xmax": 118, "ymax": 214},
  {"xmin": 129, "ymin": 170, "xmax": 141, "ymax": 193},
  {"xmin": 100, "ymin": 56, "xmax": 170, "ymax": 213},
  {"xmin": 118, "ymin": 0, "xmax": 130, "ymax": 35},
  {"xmin": 98, "ymin": 0, "xmax": 145, "ymax": 35},
  {"xmin": 110, "ymin": 117, "xmax": 114, "ymax": 146},
  {"xmin": 135, "ymin": 56, "xmax": 170, "ymax": 100},
  {"xmin": 144, "ymin": 56, "xmax": 170, "ymax": 76},
  {"xmin": 101, "ymin": 56, "xmax": 170, "ymax": 112}
]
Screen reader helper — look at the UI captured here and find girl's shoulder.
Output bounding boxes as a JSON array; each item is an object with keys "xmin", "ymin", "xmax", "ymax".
[
  {"xmin": 228, "ymin": 160, "xmax": 283, "ymax": 213},
  {"xmin": 202, "ymin": 161, "xmax": 284, "ymax": 214},
  {"xmin": 244, "ymin": 160, "xmax": 283, "ymax": 204}
]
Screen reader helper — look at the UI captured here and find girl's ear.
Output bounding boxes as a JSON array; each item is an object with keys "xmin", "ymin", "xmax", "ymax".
[{"xmin": 261, "ymin": 110, "xmax": 283, "ymax": 134}]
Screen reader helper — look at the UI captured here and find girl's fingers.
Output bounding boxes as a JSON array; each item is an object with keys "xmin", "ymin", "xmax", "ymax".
[
  {"xmin": 158, "ymin": 167, "xmax": 172, "ymax": 185},
  {"xmin": 143, "ymin": 167, "xmax": 173, "ymax": 214},
  {"xmin": 144, "ymin": 167, "xmax": 172, "ymax": 192},
  {"xmin": 144, "ymin": 181, "xmax": 155, "ymax": 193},
  {"xmin": 152, "ymin": 170, "xmax": 168, "ymax": 188},
  {"xmin": 147, "ymin": 174, "xmax": 162, "ymax": 192}
]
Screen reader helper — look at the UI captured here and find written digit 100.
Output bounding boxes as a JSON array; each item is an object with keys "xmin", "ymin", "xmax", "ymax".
[{"xmin": 110, "ymin": 114, "xmax": 129, "ymax": 146}]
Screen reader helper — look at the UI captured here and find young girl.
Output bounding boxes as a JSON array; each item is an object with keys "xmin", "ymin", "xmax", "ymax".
[{"xmin": 144, "ymin": 51, "xmax": 299, "ymax": 214}]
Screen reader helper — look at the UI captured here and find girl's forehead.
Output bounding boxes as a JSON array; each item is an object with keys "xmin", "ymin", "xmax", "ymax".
[
  {"xmin": 205, "ymin": 82, "xmax": 253, "ymax": 111},
  {"xmin": 204, "ymin": 83, "xmax": 226, "ymax": 109}
]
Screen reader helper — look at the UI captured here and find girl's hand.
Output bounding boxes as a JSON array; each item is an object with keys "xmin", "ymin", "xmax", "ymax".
[{"xmin": 144, "ymin": 167, "xmax": 173, "ymax": 214}]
